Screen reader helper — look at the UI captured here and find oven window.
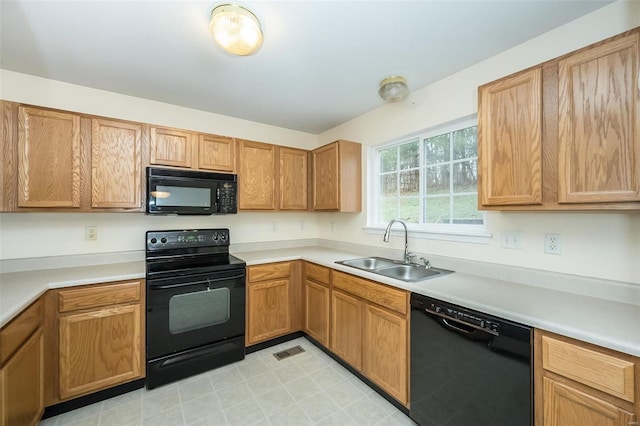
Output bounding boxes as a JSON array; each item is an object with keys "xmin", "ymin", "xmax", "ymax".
[
  {"xmin": 168, "ymin": 288, "xmax": 230, "ymax": 334},
  {"xmin": 153, "ymin": 185, "xmax": 210, "ymax": 207}
]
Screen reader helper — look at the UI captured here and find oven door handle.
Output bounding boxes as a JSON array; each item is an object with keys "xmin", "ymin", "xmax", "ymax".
[{"xmin": 149, "ymin": 273, "xmax": 245, "ymax": 290}]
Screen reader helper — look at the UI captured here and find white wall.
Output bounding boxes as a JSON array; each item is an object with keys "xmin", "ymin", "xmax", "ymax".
[
  {"xmin": 317, "ymin": 1, "xmax": 640, "ymax": 284},
  {"xmin": 0, "ymin": 70, "xmax": 321, "ymax": 260}
]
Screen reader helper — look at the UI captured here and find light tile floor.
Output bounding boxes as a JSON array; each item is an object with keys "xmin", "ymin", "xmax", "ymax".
[{"xmin": 39, "ymin": 337, "xmax": 417, "ymax": 426}]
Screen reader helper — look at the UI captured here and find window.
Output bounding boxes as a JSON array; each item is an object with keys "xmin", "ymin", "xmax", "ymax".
[{"xmin": 371, "ymin": 120, "xmax": 485, "ymax": 236}]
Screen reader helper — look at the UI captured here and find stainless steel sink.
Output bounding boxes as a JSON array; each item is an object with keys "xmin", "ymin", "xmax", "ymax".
[
  {"xmin": 338, "ymin": 257, "xmax": 397, "ymax": 270},
  {"xmin": 335, "ymin": 257, "xmax": 452, "ymax": 283}
]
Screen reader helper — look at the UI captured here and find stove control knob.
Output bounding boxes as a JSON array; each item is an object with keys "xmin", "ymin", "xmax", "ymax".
[
  {"xmin": 213, "ymin": 233, "xmax": 219, "ymax": 241},
  {"xmin": 160, "ymin": 237, "xmax": 167, "ymax": 244},
  {"xmin": 221, "ymin": 233, "xmax": 227, "ymax": 241},
  {"xmin": 150, "ymin": 238, "xmax": 157, "ymax": 244}
]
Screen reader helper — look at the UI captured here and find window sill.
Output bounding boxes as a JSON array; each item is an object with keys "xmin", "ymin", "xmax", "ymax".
[{"xmin": 363, "ymin": 225, "xmax": 492, "ymax": 244}]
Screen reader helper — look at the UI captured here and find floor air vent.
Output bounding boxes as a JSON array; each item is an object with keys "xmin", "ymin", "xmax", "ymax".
[{"xmin": 273, "ymin": 345, "xmax": 305, "ymax": 361}]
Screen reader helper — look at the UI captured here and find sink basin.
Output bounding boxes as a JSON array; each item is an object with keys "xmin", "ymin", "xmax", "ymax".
[
  {"xmin": 338, "ymin": 257, "xmax": 397, "ymax": 270},
  {"xmin": 374, "ymin": 265, "xmax": 444, "ymax": 282},
  {"xmin": 335, "ymin": 257, "xmax": 452, "ymax": 282}
]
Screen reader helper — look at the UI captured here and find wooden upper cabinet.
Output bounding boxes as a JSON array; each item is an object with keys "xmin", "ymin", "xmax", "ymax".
[
  {"xmin": 91, "ymin": 119, "xmax": 142, "ymax": 209},
  {"xmin": 478, "ymin": 68, "xmax": 543, "ymax": 206},
  {"xmin": 280, "ymin": 147, "xmax": 308, "ymax": 210},
  {"xmin": 238, "ymin": 140, "xmax": 277, "ymax": 210},
  {"xmin": 150, "ymin": 126, "xmax": 194, "ymax": 168},
  {"xmin": 17, "ymin": 107, "xmax": 81, "ymax": 208},
  {"xmin": 558, "ymin": 32, "xmax": 640, "ymax": 203},
  {"xmin": 312, "ymin": 140, "xmax": 361, "ymax": 212},
  {"xmin": 198, "ymin": 134, "xmax": 235, "ymax": 172}
]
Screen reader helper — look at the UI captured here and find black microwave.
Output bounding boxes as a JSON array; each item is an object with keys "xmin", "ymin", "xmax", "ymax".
[{"xmin": 146, "ymin": 167, "xmax": 237, "ymax": 215}]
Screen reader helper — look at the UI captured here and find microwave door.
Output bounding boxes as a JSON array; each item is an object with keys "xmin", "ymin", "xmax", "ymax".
[{"xmin": 148, "ymin": 179, "xmax": 214, "ymax": 215}]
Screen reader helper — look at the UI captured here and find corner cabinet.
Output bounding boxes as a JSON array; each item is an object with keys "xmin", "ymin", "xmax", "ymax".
[
  {"xmin": 0, "ymin": 299, "xmax": 45, "ymax": 426},
  {"xmin": 303, "ymin": 263, "xmax": 331, "ymax": 347},
  {"xmin": 312, "ymin": 140, "xmax": 362, "ymax": 212},
  {"xmin": 246, "ymin": 262, "xmax": 302, "ymax": 345},
  {"xmin": 280, "ymin": 147, "xmax": 308, "ymax": 210},
  {"xmin": 478, "ymin": 28, "xmax": 640, "ymax": 211},
  {"xmin": 534, "ymin": 329, "xmax": 638, "ymax": 426},
  {"xmin": 56, "ymin": 280, "xmax": 144, "ymax": 400}
]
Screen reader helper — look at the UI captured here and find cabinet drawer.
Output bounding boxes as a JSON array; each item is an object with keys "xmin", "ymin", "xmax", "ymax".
[
  {"xmin": 332, "ymin": 271, "xmax": 407, "ymax": 315},
  {"xmin": 541, "ymin": 335, "xmax": 635, "ymax": 402},
  {"xmin": 248, "ymin": 262, "xmax": 291, "ymax": 282},
  {"xmin": 305, "ymin": 262, "xmax": 330, "ymax": 285},
  {"xmin": 59, "ymin": 280, "xmax": 142, "ymax": 313},
  {"xmin": 0, "ymin": 298, "xmax": 44, "ymax": 364}
]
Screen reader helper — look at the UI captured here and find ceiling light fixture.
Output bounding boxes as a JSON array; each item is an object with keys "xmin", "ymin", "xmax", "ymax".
[
  {"xmin": 378, "ymin": 76, "xmax": 409, "ymax": 102},
  {"xmin": 209, "ymin": 4, "xmax": 263, "ymax": 56}
]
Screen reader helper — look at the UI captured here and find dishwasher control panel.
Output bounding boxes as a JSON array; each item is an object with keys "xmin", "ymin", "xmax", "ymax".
[{"xmin": 430, "ymin": 302, "xmax": 499, "ymax": 333}]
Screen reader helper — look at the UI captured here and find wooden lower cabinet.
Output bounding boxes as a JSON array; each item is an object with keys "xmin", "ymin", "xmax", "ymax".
[
  {"xmin": 363, "ymin": 304, "xmax": 408, "ymax": 405},
  {"xmin": 304, "ymin": 280, "xmax": 330, "ymax": 347},
  {"xmin": 535, "ymin": 329, "xmax": 639, "ymax": 426},
  {"xmin": 246, "ymin": 262, "xmax": 301, "ymax": 346},
  {"xmin": 247, "ymin": 279, "xmax": 291, "ymax": 344},
  {"xmin": 542, "ymin": 377, "xmax": 635, "ymax": 426},
  {"xmin": 59, "ymin": 304, "xmax": 142, "ymax": 399},
  {"xmin": 56, "ymin": 280, "xmax": 144, "ymax": 401},
  {"xmin": 330, "ymin": 289, "xmax": 362, "ymax": 370},
  {"xmin": 0, "ymin": 328, "xmax": 44, "ymax": 426}
]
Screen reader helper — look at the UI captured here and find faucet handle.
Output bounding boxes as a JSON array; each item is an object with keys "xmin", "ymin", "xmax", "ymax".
[
  {"xmin": 404, "ymin": 253, "xmax": 417, "ymax": 264},
  {"xmin": 419, "ymin": 257, "xmax": 431, "ymax": 269}
]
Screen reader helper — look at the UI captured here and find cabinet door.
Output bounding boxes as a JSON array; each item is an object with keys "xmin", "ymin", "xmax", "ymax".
[
  {"xmin": 558, "ymin": 33, "xmax": 640, "ymax": 203},
  {"xmin": 0, "ymin": 328, "xmax": 44, "ymax": 426},
  {"xmin": 330, "ymin": 289, "xmax": 362, "ymax": 371},
  {"xmin": 91, "ymin": 119, "xmax": 142, "ymax": 209},
  {"xmin": 238, "ymin": 140, "xmax": 277, "ymax": 210},
  {"xmin": 17, "ymin": 107, "xmax": 81, "ymax": 207},
  {"xmin": 198, "ymin": 134, "xmax": 235, "ymax": 172},
  {"xmin": 59, "ymin": 304, "xmax": 142, "ymax": 399},
  {"xmin": 280, "ymin": 147, "xmax": 308, "ymax": 210},
  {"xmin": 478, "ymin": 68, "xmax": 542, "ymax": 206},
  {"xmin": 312, "ymin": 142, "xmax": 339, "ymax": 210},
  {"xmin": 247, "ymin": 279, "xmax": 291, "ymax": 345},
  {"xmin": 363, "ymin": 304, "xmax": 408, "ymax": 405},
  {"xmin": 304, "ymin": 280, "xmax": 330, "ymax": 347},
  {"xmin": 150, "ymin": 126, "xmax": 194, "ymax": 168},
  {"xmin": 542, "ymin": 377, "xmax": 636, "ymax": 426}
]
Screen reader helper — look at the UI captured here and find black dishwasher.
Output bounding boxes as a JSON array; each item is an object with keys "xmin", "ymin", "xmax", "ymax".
[{"xmin": 410, "ymin": 293, "xmax": 532, "ymax": 426}]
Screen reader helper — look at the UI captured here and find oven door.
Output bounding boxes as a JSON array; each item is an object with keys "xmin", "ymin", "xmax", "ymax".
[{"xmin": 146, "ymin": 268, "xmax": 245, "ymax": 359}]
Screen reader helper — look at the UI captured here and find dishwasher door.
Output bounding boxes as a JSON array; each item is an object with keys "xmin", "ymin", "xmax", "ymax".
[{"xmin": 410, "ymin": 294, "xmax": 532, "ymax": 426}]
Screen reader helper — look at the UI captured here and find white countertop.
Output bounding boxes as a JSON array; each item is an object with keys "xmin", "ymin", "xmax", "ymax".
[
  {"xmin": 236, "ymin": 247, "xmax": 640, "ymax": 357},
  {"xmin": 0, "ymin": 262, "xmax": 145, "ymax": 327},
  {"xmin": 1, "ymin": 247, "xmax": 638, "ymax": 357}
]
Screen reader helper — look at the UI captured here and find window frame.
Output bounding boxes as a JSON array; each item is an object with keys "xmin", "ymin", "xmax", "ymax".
[{"xmin": 365, "ymin": 117, "xmax": 491, "ymax": 244}]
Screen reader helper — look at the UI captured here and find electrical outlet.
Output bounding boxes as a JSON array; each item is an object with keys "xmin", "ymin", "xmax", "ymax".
[
  {"xmin": 544, "ymin": 233, "xmax": 562, "ymax": 255},
  {"xmin": 500, "ymin": 230, "xmax": 522, "ymax": 249},
  {"xmin": 271, "ymin": 222, "xmax": 277, "ymax": 232},
  {"xmin": 85, "ymin": 225, "xmax": 97, "ymax": 241},
  {"xmin": 300, "ymin": 221, "xmax": 305, "ymax": 230}
]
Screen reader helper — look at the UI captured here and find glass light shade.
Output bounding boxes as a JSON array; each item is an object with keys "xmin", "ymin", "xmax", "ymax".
[
  {"xmin": 379, "ymin": 76, "xmax": 409, "ymax": 102},
  {"xmin": 210, "ymin": 4, "xmax": 263, "ymax": 56}
]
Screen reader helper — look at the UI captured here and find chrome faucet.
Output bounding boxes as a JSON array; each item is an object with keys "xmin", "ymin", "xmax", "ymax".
[{"xmin": 383, "ymin": 219, "xmax": 413, "ymax": 264}]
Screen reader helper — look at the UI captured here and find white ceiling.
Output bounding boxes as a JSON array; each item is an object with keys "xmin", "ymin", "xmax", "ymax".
[{"xmin": 0, "ymin": 0, "xmax": 612, "ymax": 134}]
